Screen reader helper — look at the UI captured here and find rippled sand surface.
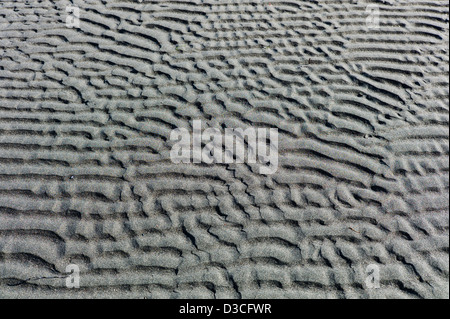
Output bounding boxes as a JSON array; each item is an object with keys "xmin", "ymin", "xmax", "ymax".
[{"xmin": 0, "ymin": 0, "xmax": 448, "ymax": 298}]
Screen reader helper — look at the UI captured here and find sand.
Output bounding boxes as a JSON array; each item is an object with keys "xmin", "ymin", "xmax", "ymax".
[{"xmin": 0, "ymin": 0, "xmax": 448, "ymax": 299}]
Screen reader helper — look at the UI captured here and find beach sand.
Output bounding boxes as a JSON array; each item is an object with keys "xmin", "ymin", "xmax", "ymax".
[{"xmin": 0, "ymin": 0, "xmax": 448, "ymax": 298}]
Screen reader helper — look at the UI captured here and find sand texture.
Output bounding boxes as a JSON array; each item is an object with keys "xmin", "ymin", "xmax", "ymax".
[{"xmin": 0, "ymin": 0, "xmax": 448, "ymax": 299}]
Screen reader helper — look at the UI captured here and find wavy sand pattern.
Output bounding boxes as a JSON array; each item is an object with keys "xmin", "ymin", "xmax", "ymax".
[{"xmin": 0, "ymin": 0, "xmax": 448, "ymax": 298}]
